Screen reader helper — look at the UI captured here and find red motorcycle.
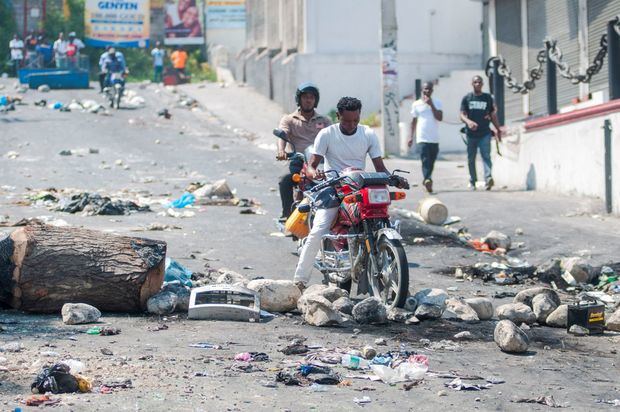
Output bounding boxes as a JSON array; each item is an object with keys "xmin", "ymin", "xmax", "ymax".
[{"xmin": 291, "ymin": 169, "xmax": 410, "ymax": 309}]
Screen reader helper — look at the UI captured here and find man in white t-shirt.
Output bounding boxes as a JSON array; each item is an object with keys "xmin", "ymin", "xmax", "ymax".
[
  {"xmin": 408, "ymin": 82, "xmax": 443, "ymax": 193},
  {"xmin": 293, "ymin": 96, "xmax": 408, "ymax": 288},
  {"xmin": 9, "ymin": 34, "xmax": 24, "ymax": 76},
  {"xmin": 53, "ymin": 32, "xmax": 68, "ymax": 68}
]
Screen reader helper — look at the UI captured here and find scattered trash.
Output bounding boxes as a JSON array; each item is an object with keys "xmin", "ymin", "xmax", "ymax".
[
  {"xmin": 25, "ymin": 395, "xmax": 61, "ymax": 406},
  {"xmin": 511, "ymin": 395, "xmax": 562, "ymax": 408},
  {"xmin": 31, "ymin": 363, "xmax": 80, "ymax": 394},
  {"xmin": 56, "ymin": 192, "xmax": 150, "ymax": 215},
  {"xmin": 445, "ymin": 377, "xmax": 491, "ymax": 391},
  {"xmin": 234, "ymin": 352, "xmax": 270, "ymax": 362},
  {"xmin": 189, "ymin": 342, "xmax": 223, "ymax": 349},
  {"xmin": 188, "ymin": 284, "xmax": 261, "ymax": 322},
  {"xmin": 353, "ymin": 396, "xmax": 372, "ymax": 405},
  {"xmin": 281, "ymin": 343, "xmax": 309, "ymax": 355},
  {"xmin": 166, "ymin": 192, "xmax": 196, "ymax": 208}
]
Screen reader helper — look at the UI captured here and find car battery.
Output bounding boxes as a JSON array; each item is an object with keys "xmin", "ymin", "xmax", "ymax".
[{"xmin": 567, "ymin": 298, "xmax": 605, "ymax": 334}]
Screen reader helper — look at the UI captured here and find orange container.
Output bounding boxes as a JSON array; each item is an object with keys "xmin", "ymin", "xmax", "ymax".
[{"xmin": 285, "ymin": 200, "xmax": 310, "ymax": 238}]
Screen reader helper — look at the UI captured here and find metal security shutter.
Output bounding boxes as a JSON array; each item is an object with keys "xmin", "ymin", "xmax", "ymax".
[
  {"xmin": 546, "ymin": 0, "xmax": 580, "ymax": 108},
  {"xmin": 496, "ymin": 0, "xmax": 523, "ymax": 123},
  {"xmin": 527, "ymin": 0, "xmax": 547, "ymax": 116},
  {"xmin": 588, "ymin": 0, "xmax": 620, "ymax": 96}
]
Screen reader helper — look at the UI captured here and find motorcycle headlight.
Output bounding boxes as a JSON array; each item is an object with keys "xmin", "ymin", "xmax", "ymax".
[{"xmin": 368, "ymin": 188, "xmax": 390, "ymax": 204}]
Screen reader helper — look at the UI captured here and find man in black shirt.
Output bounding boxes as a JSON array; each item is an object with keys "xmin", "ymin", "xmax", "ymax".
[{"xmin": 460, "ymin": 75, "xmax": 502, "ymax": 190}]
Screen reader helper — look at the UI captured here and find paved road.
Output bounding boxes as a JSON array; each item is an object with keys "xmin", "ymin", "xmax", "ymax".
[{"xmin": 0, "ymin": 79, "xmax": 619, "ymax": 411}]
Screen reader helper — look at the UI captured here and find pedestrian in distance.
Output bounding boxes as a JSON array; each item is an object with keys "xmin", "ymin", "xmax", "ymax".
[
  {"xmin": 35, "ymin": 36, "xmax": 53, "ymax": 68},
  {"xmin": 459, "ymin": 75, "xmax": 502, "ymax": 191},
  {"xmin": 66, "ymin": 32, "xmax": 85, "ymax": 68},
  {"xmin": 276, "ymin": 82, "xmax": 331, "ymax": 221},
  {"xmin": 53, "ymin": 32, "xmax": 68, "ymax": 68},
  {"xmin": 408, "ymin": 81, "xmax": 443, "ymax": 193},
  {"xmin": 24, "ymin": 31, "xmax": 39, "ymax": 67},
  {"xmin": 170, "ymin": 46, "xmax": 188, "ymax": 80},
  {"xmin": 9, "ymin": 34, "xmax": 24, "ymax": 76},
  {"xmin": 151, "ymin": 41, "xmax": 165, "ymax": 83}
]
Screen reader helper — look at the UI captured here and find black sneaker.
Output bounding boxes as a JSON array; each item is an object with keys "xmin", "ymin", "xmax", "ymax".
[{"xmin": 485, "ymin": 178, "xmax": 494, "ymax": 191}]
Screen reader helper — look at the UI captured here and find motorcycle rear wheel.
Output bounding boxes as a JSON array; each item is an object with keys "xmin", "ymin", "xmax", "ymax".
[{"xmin": 367, "ymin": 237, "xmax": 409, "ymax": 309}]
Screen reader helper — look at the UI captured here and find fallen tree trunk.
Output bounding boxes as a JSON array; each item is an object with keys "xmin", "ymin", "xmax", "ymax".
[{"xmin": 0, "ymin": 223, "xmax": 166, "ymax": 313}]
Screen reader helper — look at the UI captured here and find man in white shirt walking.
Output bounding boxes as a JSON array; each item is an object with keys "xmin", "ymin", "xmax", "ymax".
[
  {"xmin": 53, "ymin": 32, "xmax": 68, "ymax": 68},
  {"xmin": 408, "ymin": 82, "xmax": 443, "ymax": 193},
  {"xmin": 9, "ymin": 34, "xmax": 24, "ymax": 76}
]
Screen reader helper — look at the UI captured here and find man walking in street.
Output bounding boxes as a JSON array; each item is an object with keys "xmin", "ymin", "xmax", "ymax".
[
  {"xmin": 408, "ymin": 81, "xmax": 443, "ymax": 193},
  {"xmin": 151, "ymin": 41, "xmax": 165, "ymax": 83},
  {"xmin": 276, "ymin": 82, "xmax": 331, "ymax": 221},
  {"xmin": 9, "ymin": 34, "xmax": 24, "ymax": 76},
  {"xmin": 460, "ymin": 75, "xmax": 502, "ymax": 190}
]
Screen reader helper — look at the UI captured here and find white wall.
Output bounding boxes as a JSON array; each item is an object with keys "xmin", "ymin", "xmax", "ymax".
[
  {"xmin": 494, "ymin": 111, "xmax": 620, "ymax": 213},
  {"xmin": 207, "ymin": 28, "xmax": 246, "ymax": 56}
]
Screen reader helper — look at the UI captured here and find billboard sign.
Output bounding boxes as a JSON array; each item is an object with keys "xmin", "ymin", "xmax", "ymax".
[
  {"xmin": 205, "ymin": 0, "xmax": 245, "ymax": 29},
  {"xmin": 164, "ymin": 0, "xmax": 205, "ymax": 45},
  {"xmin": 84, "ymin": 0, "xmax": 150, "ymax": 48}
]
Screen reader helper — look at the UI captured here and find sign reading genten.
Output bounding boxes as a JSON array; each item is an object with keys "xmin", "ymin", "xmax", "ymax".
[{"xmin": 85, "ymin": 0, "xmax": 150, "ymax": 47}]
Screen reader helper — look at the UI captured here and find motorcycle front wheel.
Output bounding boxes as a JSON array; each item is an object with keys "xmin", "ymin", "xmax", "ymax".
[{"xmin": 367, "ymin": 237, "xmax": 409, "ymax": 309}]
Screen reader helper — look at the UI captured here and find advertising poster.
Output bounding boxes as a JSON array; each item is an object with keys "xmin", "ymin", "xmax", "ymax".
[
  {"xmin": 164, "ymin": 0, "xmax": 205, "ymax": 45},
  {"xmin": 205, "ymin": 0, "xmax": 245, "ymax": 29},
  {"xmin": 84, "ymin": 0, "xmax": 150, "ymax": 48}
]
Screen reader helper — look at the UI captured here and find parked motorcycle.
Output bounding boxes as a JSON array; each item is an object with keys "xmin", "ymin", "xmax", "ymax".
[{"xmin": 291, "ymin": 168, "xmax": 411, "ymax": 309}]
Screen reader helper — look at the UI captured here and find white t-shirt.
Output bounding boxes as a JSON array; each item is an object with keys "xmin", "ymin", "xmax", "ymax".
[
  {"xmin": 313, "ymin": 124, "xmax": 383, "ymax": 172},
  {"xmin": 9, "ymin": 39, "xmax": 24, "ymax": 60},
  {"xmin": 411, "ymin": 98, "xmax": 443, "ymax": 144},
  {"xmin": 53, "ymin": 39, "xmax": 67, "ymax": 56}
]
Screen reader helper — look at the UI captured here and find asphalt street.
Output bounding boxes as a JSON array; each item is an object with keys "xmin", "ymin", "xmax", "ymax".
[{"xmin": 0, "ymin": 79, "xmax": 619, "ymax": 411}]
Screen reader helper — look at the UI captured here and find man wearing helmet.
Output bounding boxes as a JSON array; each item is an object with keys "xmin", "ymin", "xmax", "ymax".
[{"xmin": 276, "ymin": 82, "xmax": 331, "ymax": 221}]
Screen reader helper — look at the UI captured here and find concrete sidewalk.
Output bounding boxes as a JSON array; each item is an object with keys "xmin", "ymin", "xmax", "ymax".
[{"xmin": 181, "ymin": 81, "xmax": 620, "ymax": 266}]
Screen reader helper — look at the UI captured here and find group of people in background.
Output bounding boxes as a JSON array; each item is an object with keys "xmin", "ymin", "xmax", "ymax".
[
  {"xmin": 408, "ymin": 75, "xmax": 502, "ymax": 192},
  {"xmin": 9, "ymin": 31, "xmax": 85, "ymax": 74},
  {"xmin": 150, "ymin": 42, "xmax": 188, "ymax": 83}
]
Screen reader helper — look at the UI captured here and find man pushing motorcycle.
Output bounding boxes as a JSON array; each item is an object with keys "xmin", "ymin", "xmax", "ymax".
[
  {"xmin": 276, "ymin": 82, "xmax": 331, "ymax": 221},
  {"xmin": 293, "ymin": 96, "xmax": 409, "ymax": 291}
]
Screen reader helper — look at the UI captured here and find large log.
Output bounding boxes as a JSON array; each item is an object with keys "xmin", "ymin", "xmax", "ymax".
[{"xmin": 0, "ymin": 223, "xmax": 166, "ymax": 313}]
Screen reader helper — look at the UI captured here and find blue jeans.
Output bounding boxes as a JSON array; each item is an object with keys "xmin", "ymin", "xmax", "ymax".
[
  {"xmin": 419, "ymin": 142, "xmax": 439, "ymax": 181},
  {"xmin": 466, "ymin": 133, "xmax": 492, "ymax": 184},
  {"xmin": 154, "ymin": 65, "xmax": 163, "ymax": 83}
]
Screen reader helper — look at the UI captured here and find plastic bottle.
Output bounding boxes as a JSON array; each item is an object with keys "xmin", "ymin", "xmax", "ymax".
[{"xmin": 341, "ymin": 354, "xmax": 369, "ymax": 369}]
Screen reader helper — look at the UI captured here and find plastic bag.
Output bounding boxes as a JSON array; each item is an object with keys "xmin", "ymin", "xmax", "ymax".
[
  {"xmin": 31, "ymin": 363, "xmax": 79, "ymax": 394},
  {"xmin": 164, "ymin": 258, "xmax": 193, "ymax": 287},
  {"xmin": 167, "ymin": 192, "xmax": 195, "ymax": 209}
]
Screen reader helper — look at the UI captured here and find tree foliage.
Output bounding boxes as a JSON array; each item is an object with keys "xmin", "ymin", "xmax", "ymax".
[{"xmin": 0, "ymin": 0, "xmax": 17, "ymax": 71}]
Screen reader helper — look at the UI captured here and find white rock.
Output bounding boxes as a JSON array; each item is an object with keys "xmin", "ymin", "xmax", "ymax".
[
  {"xmin": 546, "ymin": 304, "xmax": 568, "ymax": 328},
  {"xmin": 303, "ymin": 284, "xmax": 348, "ymax": 302},
  {"xmin": 569, "ymin": 324, "xmax": 589, "ymax": 336},
  {"xmin": 464, "ymin": 297, "xmax": 494, "ymax": 320},
  {"xmin": 494, "ymin": 320, "xmax": 529, "ymax": 353},
  {"xmin": 444, "ymin": 298, "xmax": 479, "ymax": 322},
  {"xmin": 482, "ymin": 230, "xmax": 512, "ymax": 250},
  {"xmin": 454, "ymin": 331, "xmax": 473, "ymax": 340},
  {"xmin": 352, "ymin": 297, "xmax": 388, "ymax": 324},
  {"xmin": 495, "ymin": 303, "xmax": 537, "ymax": 325},
  {"xmin": 532, "ymin": 294, "xmax": 558, "ymax": 324},
  {"xmin": 297, "ymin": 294, "xmax": 343, "ymax": 326},
  {"xmin": 0, "ymin": 342, "xmax": 23, "ymax": 352},
  {"xmin": 61, "ymin": 303, "xmax": 101, "ymax": 325},
  {"xmin": 37, "ymin": 84, "xmax": 50, "ymax": 92},
  {"xmin": 413, "ymin": 288, "xmax": 448, "ymax": 308},
  {"xmin": 247, "ymin": 279, "xmax": 301, "ymax": 313},
  {"xmin": 606, "ymin": 308, "xmax": 620, "ymax": 332},
  {"xmin": 513, "ymin": 287, "xmax": 561, "ymax": 308},
  {"xmin": 216, "ymin": 268, "xmax": 249, "ymax": 286}
]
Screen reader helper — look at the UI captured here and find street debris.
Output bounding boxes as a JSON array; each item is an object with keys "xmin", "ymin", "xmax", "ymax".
[
  {"xmin": 512, "ymin": 395, "xmax": 562, "ymax": 408},
  {"xmin": 444, "ymin": 377, "xmax": 491, "ymax": 391},
  {"xmin": 56, "ymin": 192, "xmax": 151, "ymax": 215},
  {"xmin": 246, "ymin": 279, "xmax": 301, "ymax": 313},
  {"xmin": 352, "ymin": 297, "xmax": 388, "ymax": 324},
  {"xmin": 494, "ymin": 320, "xmax": 529, "ymax": 353},
  {"xmin": 61, "ymin": 303, "xmax": 101, "ymax": 325}
]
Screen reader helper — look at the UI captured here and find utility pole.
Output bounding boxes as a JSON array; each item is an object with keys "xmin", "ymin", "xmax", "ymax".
[{"xmin": 380, "ymin": 0, "xmax": 400, "ymax": 156}]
